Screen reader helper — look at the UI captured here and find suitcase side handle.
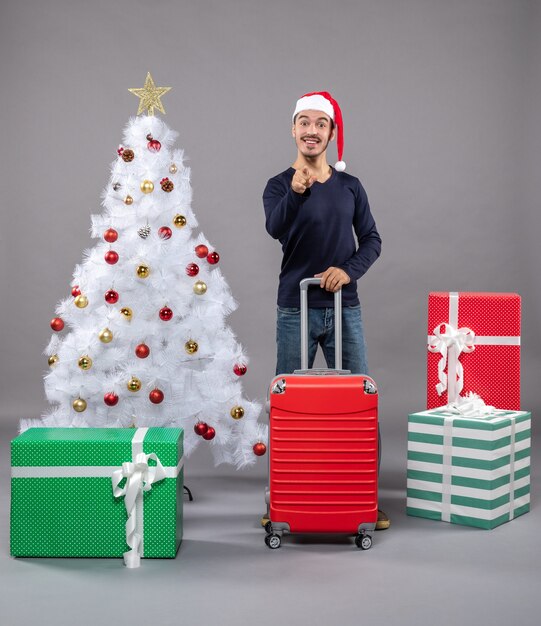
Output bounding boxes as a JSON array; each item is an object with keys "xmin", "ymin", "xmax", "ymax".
[{"xmin": 300, "ymin": 278, "xmax": 342, "ymax": 370}]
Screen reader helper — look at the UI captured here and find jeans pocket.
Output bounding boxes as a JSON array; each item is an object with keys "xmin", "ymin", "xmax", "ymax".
[{"xmin": 277, "ymin": 306, "xmax": 301, "ymax": 315}]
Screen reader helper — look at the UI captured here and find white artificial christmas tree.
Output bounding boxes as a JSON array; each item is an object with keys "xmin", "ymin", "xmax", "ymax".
[{"xmin": 28, "ymin": 74, "xmax": 267, "ymax": 468}]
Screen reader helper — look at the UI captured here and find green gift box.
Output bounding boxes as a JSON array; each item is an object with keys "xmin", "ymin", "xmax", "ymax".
[
  {"xmin": 407, "ymin": 408, "xmax": 531, "ymax": 529},
  {"xmin": 11, "ymin": 427, "xmax": 183, "ymax": 566}
]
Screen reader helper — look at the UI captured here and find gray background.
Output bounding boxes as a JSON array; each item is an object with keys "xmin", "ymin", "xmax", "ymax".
[{"xmin": 0, "ymin": 1, "xmax": 540, "ymax": 625}]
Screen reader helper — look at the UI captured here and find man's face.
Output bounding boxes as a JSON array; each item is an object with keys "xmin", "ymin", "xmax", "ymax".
[{"xmin": 292, "ymin": 110, "xmax": 335, "ymax": 159}]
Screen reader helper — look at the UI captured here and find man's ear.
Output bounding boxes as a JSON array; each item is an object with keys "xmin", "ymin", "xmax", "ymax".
[
  {"xmin": 330, "ymin": 126, "xmax": 336, "ymax": 142},
  {"xmin": 291, "ymin": 124, "xmax": 296, "ymax": 138}
]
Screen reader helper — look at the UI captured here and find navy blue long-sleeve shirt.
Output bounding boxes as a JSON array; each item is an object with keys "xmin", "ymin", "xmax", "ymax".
[{"xmin": 263, "ymin": 167, "xmax": 381, "ymax": 307}]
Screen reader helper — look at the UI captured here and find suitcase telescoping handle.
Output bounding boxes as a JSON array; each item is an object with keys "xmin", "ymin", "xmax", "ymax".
[{"xmin": 299, "ymin": 277, "xmax": 342, "ymax": 370}]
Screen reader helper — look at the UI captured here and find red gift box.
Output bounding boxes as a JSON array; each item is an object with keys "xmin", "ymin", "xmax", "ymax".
[{"xmin": 427, "ymin": 292, "xmax": 521, "ymax": 410}]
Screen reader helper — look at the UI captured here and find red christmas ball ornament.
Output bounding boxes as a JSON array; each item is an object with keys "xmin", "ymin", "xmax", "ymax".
[
  {"xmin": 149, "ymin": 388, "xmax": 164, "ymax": 404},
  {"xmin": 104, "ymin": 289, "xmax": 119, "ymax": 304},
  {"xmin": 253, "ymin": 442, "xmax": 267, "ymax": 457},
  {"xmin": 104, "ymin": 228, "xmax": 118, "ymax": 243},
  {"xmin": 158, "ymin": 226, "xmax": 172, "ymax": 240},
  {"xmin": 194, "ymin": 422, "xmax": 209, "ymax": 436},
  {"xmin": 202, "ymin": 426, "xmax": 216, "ymax": 441},
  {"xmin": 185, "ymin": 263, "xmax": 199, "ymax": 277},
  {"xmin": 233, "ymin": 363, "xmax": 247, "ymax": 376},
  {"xmin": 71, "ymin": 285, "xmax": 81, "ymax": 297},
  {"xmin": 50, "ymin": 317, "xmax": 64, "ymax": 332},
  {"xmin": 104, "ymin": 392, "xmax": 119, "ymax": 406},
  {"xmin": 135, "ymin": 343, "xmax": 150, "ymax": 358},
  {"xmin": 148, "ymin": 139, "xmax": 162, "ymax": 153},
  {"xmin": 207, "ymin": 251, "xmax": 220, "ymax": 265},
  {"xmin": 105, "ymin": 250, "xmax": 119, "ymax": 265},
  {"xmin": 195, "ymin": 244, "xmax": 209, "ymax": 258},
  {"xmin": 159, "ymin": 306, "xmax": 173, "ymax": 321},
  {"xmin": 117, "ymin": 146, "xmax": 124, "ymax": 156}
]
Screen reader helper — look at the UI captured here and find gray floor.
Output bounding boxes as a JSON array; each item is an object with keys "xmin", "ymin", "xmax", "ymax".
[{"xmin": 1, "ymin": 420, "xmax": 539, "ymax": 626}]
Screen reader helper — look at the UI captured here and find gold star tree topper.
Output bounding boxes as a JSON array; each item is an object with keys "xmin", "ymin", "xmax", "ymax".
[{"xmin": 128, "ymin": 72, "xmax": 171, "ymax": 116}]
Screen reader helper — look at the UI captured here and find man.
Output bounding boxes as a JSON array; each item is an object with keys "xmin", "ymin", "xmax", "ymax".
[{"xmin": 263, "ymin": 91, "xmax": 389, "ymax": 530}]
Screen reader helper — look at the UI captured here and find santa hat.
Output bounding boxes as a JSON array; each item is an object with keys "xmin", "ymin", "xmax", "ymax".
[{"xmin": 292, "ymin": 91, "xmax": 346, "ymax": 171}]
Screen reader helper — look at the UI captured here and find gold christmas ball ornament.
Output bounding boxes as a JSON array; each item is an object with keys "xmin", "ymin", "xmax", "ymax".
[
  {"xmin": 169, "ymin": 163, "xmax": 178, "ymax": 174},
  {"xmin": 74, "ymin": 294, "xmax": 89, "ymax": 309},
  {"xmin": 230, "ymin": 406, "xmax": 245, "ymax": 420},
  {"xmin": 99, "ymin": 327, "xmax": 113, "ymax": 343},
  {"xmin": 48, "ymin": 354, "xmax": 59, "ymax": 367},
  {"xmin": 185, "ymin": 339, "xmax": 199, "ymax": 354},
  {"xmin": 120, "ymin": 307, "xmax": 133, "ymax": 320},
  {"xmin": 173, "ymin": 214, "xmax": 187, "ymax": 228},
  {"xmin": 73, "ymin": 398, "xmax": 87, "ymax": 412},
  {"xmin": 124, "ymin": 195, "xmax": 134, "ymax": 205},
  {"xmin": 193, "ymin": 280, "xmax": 207, "ymax": 295},
  {"xmin": 78, "ymin": 355, "xmax": 93, "ymax": 370},
  {"xmin": 140, "ymin": 179, "xmax": 154, "ymax": 194},
  {"xmin": 127, "ymin": 377, "xmax": 142, "ymax": 392},
  {"xmin": 136, "ymin": 264, "xmax": 150, "ymax": 279}
]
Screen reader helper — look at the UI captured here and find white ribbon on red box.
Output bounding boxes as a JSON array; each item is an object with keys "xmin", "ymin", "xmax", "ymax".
[{"xmin": 427, "ymin": 292, "xmax": 520, "ymax": 403}]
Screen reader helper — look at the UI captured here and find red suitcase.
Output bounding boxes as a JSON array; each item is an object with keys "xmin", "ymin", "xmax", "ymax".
[{"xmin": 264, "ymin": 278, "xmax": 379, "ymax": 550}]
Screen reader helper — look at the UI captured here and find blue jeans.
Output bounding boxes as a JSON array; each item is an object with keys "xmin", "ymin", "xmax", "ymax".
[{"xmin": 276, "ymin": 305, "xmax": 368, "ymax": 375}]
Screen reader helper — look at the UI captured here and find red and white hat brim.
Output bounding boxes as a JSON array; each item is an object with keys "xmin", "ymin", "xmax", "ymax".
[{"xmin": 292, "ymin": 95, "xmax": 335, "ymax": 122}]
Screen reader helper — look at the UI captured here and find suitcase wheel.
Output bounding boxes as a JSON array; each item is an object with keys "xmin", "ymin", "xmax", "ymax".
[
  {"xmin": 265, "ymin": 534, "xmax": 281, "ymax": 549},
  {"xmin": 264, "ymin": 521, "xmax": 273, "ymax": 534},
  {"xmin": 355, "ymin": 534, "xmax": 372, "ymax": 550}
]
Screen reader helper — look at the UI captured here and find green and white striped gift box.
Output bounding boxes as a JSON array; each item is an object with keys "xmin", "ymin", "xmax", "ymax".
[
  {"xmin": 11, "ymin": 427, "xmax": 183, "ymax": 565},
  {"xmin": 407, "ymin": 408, "xmax": 531, "ymax": 529}
]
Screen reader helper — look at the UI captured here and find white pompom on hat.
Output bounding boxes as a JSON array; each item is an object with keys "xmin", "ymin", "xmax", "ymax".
[{"xmin": 292, "ymin": 91, "xmax": 346, "ymax": 171}]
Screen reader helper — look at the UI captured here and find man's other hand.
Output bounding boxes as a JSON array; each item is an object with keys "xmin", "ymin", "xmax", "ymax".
[
  {"xmin": 314, "ymin": 267, "xmax": 351, "ymax": 292},
  {"xmin": 291, "ymin": 167, "xmax": 317, "ymax": 194}
]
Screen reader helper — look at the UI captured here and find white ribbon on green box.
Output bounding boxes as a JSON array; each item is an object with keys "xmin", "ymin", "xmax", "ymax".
[
  {"xmin": 439, "ymin": 396, "xmax": 514, "ymax": 523},
  {"xmin": 11, "ymin": 427, "xmax": 183, "ymax": 567},
  {"xmin": 427, "ymin": 292, "xmax": 521, "ymax": 402},
  {"xmin": 441, "ymin": 417, "xmax": 453, "ymax": 522},
  {"xmin": 111, "ymin": 428, "xmax": 183, "ymax": 568}
]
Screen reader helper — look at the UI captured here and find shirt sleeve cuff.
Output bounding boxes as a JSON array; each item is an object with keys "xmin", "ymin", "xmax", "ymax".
[{"xmin": 288, "ymin": 186, "xmax": 311, "ymax": 206}]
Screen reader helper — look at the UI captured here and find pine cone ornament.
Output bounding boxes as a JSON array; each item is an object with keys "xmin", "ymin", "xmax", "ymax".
[
  {"xmin": 160, "ymin": 177, "xmax": 174, "ymax": 192},
  {"xmin": 138, "ymin": 225, "xmax": 151, "ymax": 239},
  {"xmin": 121, "ymin": 148, "xmax": 135, "ymax": 162}
]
